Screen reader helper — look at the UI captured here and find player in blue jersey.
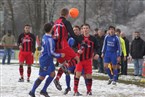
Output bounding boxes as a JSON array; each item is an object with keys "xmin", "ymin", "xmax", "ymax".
[
  {"xmin": 101, "ymin": 26, "xmax": 121, "ymax": 85},
  {"xmin": 29, "ymin": 22, "xmax": 65, "ymax": 97}
]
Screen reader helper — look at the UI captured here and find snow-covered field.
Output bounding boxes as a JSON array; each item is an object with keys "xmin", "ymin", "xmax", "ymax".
[{"xmin": 0, "ymin": 64, "xmax": 145, "ymax": 97}]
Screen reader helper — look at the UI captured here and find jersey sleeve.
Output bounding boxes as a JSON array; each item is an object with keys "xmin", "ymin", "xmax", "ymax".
[
  {"xmin": 101, "ymin": 35, "xmax": 108, "ymax": 55},
  {"xmin": 17, "ymin": 34, "xmax": 22, "ymax": 46},
  {"xmin": 31, "ymin": 34, "xmax": 36, "ymax": 53},
  {"xmin": 47, "ymin": 38, "xmax": 61, "ymax": 58},
  {"xmin": 116, "ymin": 36, "xmax": 122, "ymax": 57},
  {"xmin": 63, "ymin": 20, "xmax": 82, "ymax": 44}
]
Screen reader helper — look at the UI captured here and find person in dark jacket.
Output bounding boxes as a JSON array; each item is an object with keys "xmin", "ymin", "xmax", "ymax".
[
  {"xmin": 96, "ymin": 29, "xmax": 105, "ymax": 73},
  {"xmin": 130, "ymin": 31, "xmax": 145, "ymax": 76},
  {"xmin": 120, "ymin": 32, "xmax": 129, "ymax": 75}
]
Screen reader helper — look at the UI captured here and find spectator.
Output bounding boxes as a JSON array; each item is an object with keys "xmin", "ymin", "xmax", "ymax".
[
  {"xmin": 120, "ymin": 32, "xmax": 129, "ymax": 75},
  {"xmin": 130, "ymin": 31, "xmax": 145, "ymax": 77},
  {"xmin": 1, "ymin": 30, "xmax": 15, "ymax": 65},
  {"xmin": 93, "ymin": 28, "xmax": 99, "ymax": 69},
  {"xmin": 96, "ymin": 29, "xmax": 105, "ymax": 73}
]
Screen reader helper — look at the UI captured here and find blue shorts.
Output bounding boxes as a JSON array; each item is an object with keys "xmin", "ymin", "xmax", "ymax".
[
  {"xmin": 39, "ymin": 63, "xmax": 55, "ymax": 77},
  {"xmin": 104, "ymin": 52, "xmax": 117, "ymax": 65}
]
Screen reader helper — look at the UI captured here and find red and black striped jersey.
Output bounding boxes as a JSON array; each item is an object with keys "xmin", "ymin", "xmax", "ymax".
[
  {"xmin": 53, "ymin": 18, "xmax": 68, "ymax": 49},
  {"xmin": 52, "ymin": 17, "xmax": 82, "ymax": 50},
  {"xmin": 17, "ymin": 33, "xmax": 36, "ymax": 53},
  {"xmin": 77, "ymin": 35, "xmax": 99, "ymax": 61}
]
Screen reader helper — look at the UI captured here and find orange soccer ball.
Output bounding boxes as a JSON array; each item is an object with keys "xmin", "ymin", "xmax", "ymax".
[{"xmin": 69, "ymin": 8, "xmax": 79, "ymax": 18}]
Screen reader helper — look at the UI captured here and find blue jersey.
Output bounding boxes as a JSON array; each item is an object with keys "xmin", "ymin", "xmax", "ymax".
[
  {"xmin": 68, "ymin": 37, "xmax": 75, "ymax": 47},
  {"xmin": 39, "ymin": 34, "xmax": 61, "ymax": 68},
  {"xmin": 102, "ymin": 35, "xmax": 121, "ymax": 57}
]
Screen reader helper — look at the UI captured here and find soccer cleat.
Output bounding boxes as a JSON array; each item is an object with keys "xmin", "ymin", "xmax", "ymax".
[
  {"xmin": 64, "ymin": 87, "xmax": 71, "ymax": 95},
  {"xmin": 107, "ymin": 79, "xmax": 113, "ymax": 85},
  {"xmin": 53, "ymin": 79, "xmax": 62, "ymax": 91},
  {"xmin": 112, "ymin": 81, "xmax": 117, "ymax": 85},
  {"xmin": 29, "ymin": 91, "xmax": 35, "ymax": 97},
  {"xmin": 40, "ymin": 90, "xmax": 50, "ymax": 97},
  {"xmin": 18, "ymin": 78, "xmax": 24, "ymax": 82},
  {"xmin": 87, "ymin": 91, "xmax": 92, "ymax": 95},
  {"xmin": 73, "ymin": 92, "xmax": 82, "ymax": 96},
  {"xmin": 27, "ymin": 78, "xmax": 30, "ymax": 82}
]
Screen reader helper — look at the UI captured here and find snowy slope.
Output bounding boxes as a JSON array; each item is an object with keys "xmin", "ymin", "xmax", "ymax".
[{"xmin": 0, "ymin": 64, "xmax": 145, "ymax": 97}]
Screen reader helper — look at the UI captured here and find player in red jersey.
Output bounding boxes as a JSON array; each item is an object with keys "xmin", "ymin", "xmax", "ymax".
[
  {"xmin": 17, "ymin": 24, "xmax": 36, "ymax": 82},
  {"xmin": 52, "ymin": 8, "xmax": 87, "ymax": 89},
  {"xmin": 74, "ymin": 24, "xmax": 99, "ymax": 96}
]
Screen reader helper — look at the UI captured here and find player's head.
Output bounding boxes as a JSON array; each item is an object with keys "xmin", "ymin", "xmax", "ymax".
[
  {"xmin": 134, "ymin": 31, "xmax": 140, "ymax": 39},
  {"xmin": 44, "ymin": 22, "xmax": 54, "ymax": 34},
  {"xmin": 115, "ymin": 28, "xmax": 121, "ymax": 36},
  {"xmin": 109, "ymin": 26, "xmax": 115, "ymax": 35},
  {"xmin": 61, "ymin": 8, "xmax": 69, "ymax": 18},
  {"xmin": 73, "ymin": 25, "xmax": 80, "ymax": 36},
  {"xmin": 24, "ymin": 24, "xmax": 31, "ymax": 33},
  {"xmin": 82, "ymin": 24, "xmax": 90, "ymax": 35},
  {"xmin": 93, "ymin": 28, "xmax": 98, "ymax": 36},
  {"xmin": 98, "ymin": 29, "xmax": 104, "ymax": 37}
]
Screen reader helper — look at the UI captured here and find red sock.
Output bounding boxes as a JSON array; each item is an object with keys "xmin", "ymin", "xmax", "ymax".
[
  {"xmin": 55, "ymin": 67, "xmax": 64, "ymax": 81},
  {"xmin": 19, "ymin": 65, "xmax": 23, "ymax": 78},
  {"xmin": 86, "ymin": 79, "xmax": 92, "ymax": 93},
  {"xmin": 74, "ymin": 76, "xmax": 80, "ymax": 93},
  {"xmin": 27, "ymin": 67, "xmax": 31, "ymax": 79}
]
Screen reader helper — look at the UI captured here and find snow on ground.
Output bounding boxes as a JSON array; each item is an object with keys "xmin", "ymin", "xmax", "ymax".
[{"xmin": 0, "ymin": 64, "xmax": 145, "ymax": 97}]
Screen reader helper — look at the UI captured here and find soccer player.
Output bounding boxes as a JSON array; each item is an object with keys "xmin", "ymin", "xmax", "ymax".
[
  {"xmin": 53, "ymin": 8, "xmax": 87, "ymax": 90},
  {"xmin": 101, "ymin": 26, "xmax": 121, "ymax": 85},
  {"xmin": 29, "ymin": 22, "xmax": 65, "ymax": 97},
  {"xmin": 53, "ymin": 25, "xmax": 81, "ymax": 93},
  {"xmin": 74, "ymin": 24, "xmax": 99, "ymax": 96},
  {"xmin": 17, "ymin": 24, "xmax": 36, "ymax": 82}
]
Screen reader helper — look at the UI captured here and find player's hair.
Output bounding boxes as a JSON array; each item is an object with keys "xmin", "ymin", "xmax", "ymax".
[
  {"xmin": 24, "ymin": 24, "xmax": 31, "ymax": 27},
  {"xmin": 73, "ymin": 25, "xmax": 80, "ymax": 30},
  {"xmin": 116, "ymin": 28, "xmax": 121, "ymax": 33},
  {"xmin": 44, "ymin": 22, "xmax": 54, "ymax": 33},
  {"xmin": 134, "ymin": 31, "xmax": 140, "ymax": 33},
  {"xmin": 94, "ymin": 28, "xmax": 98, "ymax": 32},
  {"xmin": 61, "ymin": 8, "xmax": 69, "ymax": 16},
  {"xmin": 109, "ymin": 26, "xmax": 115, "ymax": 30},
  {"xmin": 82, "ymin": 23, "xmax": 90, "ymax": 28}
]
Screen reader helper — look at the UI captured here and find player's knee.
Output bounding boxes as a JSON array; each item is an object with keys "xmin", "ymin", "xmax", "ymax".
[
  {"xmin": 104, "ymin": 64, "xmax": 108, "ymax": 69},
  {"xmin": 74, "ymin": 56, "xmax": 80, "ymax": 63},
  {"xmin": 75, "ymin": 72, "xmax": 81, "ymax": 78},
  {"xmin": 85, "ymin": 74, "xmax": 92, "ymax": 79},
  {"xmin": 19, "ymin": 63, "xmax": 23, "ymax": 66},
  {"xmin": 39, "ymin": 76, "xmax": 45, "ymax": 80},
  {"xmin": 50, "ymin": 71, "xmax": 55, "ymax": 77}
]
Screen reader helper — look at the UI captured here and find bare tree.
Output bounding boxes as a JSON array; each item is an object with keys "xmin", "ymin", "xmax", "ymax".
[{"xmin": 7, "ymin": 0, "xmax": 17, "ymax": 36}]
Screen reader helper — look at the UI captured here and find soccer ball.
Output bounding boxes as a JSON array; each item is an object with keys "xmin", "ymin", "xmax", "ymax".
[{"xmin": 69, "ymin": 8, "xmax": 79, "ymax": 18}]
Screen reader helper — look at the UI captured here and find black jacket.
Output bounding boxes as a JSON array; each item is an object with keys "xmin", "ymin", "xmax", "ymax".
[
  {"xmin": 96, "ymin": 35, "xmax": 105, "ymax": 56},
  {"xmin": 130, "ymin": 37, "xmax": 145, "ymax": 59}
]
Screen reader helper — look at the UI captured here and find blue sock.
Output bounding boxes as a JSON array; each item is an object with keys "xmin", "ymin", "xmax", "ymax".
[
  {"xmin": 42, "ymin": 76, "xmax": 54, "ymax": 92},
  {"xmin": 31, "ymin": 78, "xmax": 42, "ymax": 93},
  {"xmin": 113, "ymin": 69, "xmax": 118, "ymax": 81},
  {"xmin": 65, "ymin": 74, "xmax": 71, "ymax": 89},
  {"xmin": 105, "ymin": 68, "xmax": 113, "ymax": 79}
]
